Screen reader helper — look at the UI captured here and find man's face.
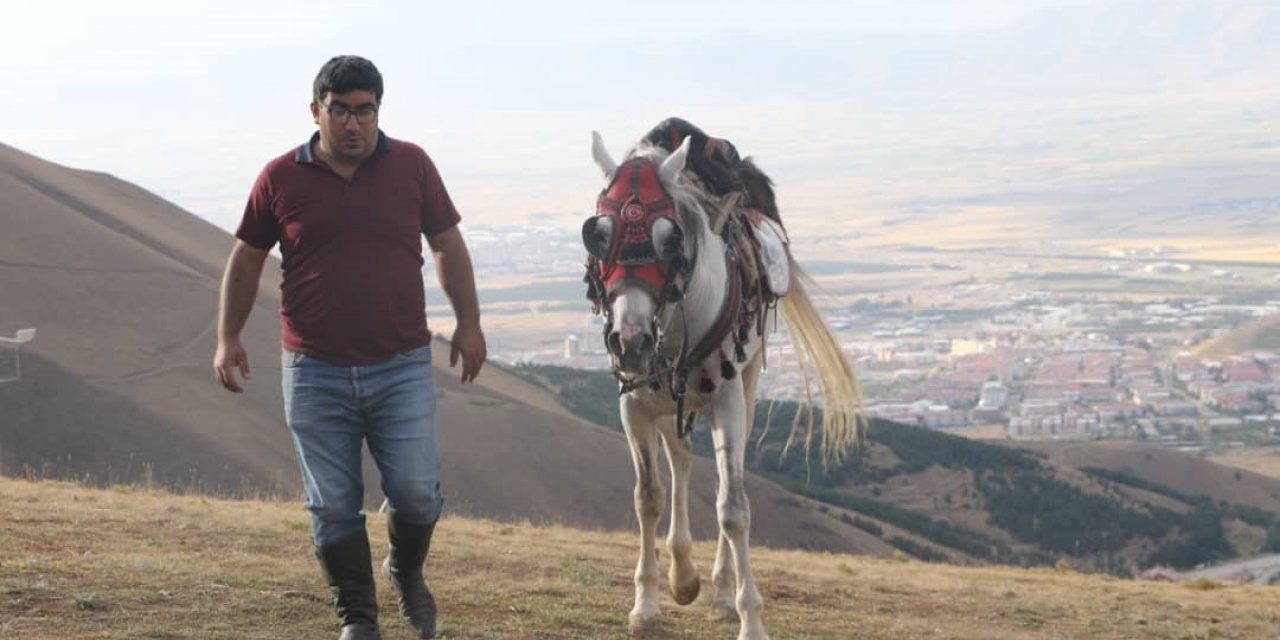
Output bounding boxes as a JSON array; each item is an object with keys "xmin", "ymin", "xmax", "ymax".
[{"xmin": 310, "ymin": 89, "xmax": 379, "ymax": 165}]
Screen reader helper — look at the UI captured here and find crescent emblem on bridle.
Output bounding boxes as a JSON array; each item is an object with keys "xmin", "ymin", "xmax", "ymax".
[{"xmin": 622, "ymin": 200, "xmax": 645, "ymax": 221}]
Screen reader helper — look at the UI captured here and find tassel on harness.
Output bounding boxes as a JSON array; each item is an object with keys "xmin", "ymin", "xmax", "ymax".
[
  {"xmin": 699, "ymin": 375, "xmax": 715, "ymax": 394},
  {"xmin": 678, "ymin": 410, "xmax": 697, "ymax": 438}
]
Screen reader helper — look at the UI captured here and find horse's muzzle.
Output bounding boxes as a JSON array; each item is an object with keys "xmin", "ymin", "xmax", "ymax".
[{"xmin": 608, "ymin": 320, "xmax": 654, "ymax": 373}]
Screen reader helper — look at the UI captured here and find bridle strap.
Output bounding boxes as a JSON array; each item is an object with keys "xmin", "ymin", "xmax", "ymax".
[
  {"xmin": 684, "ymin": 248, "xmax": 741, "ymax": 367},
  {"xmin": 672, "ymin": 247, "xmax": 741, "ymax": 438}
]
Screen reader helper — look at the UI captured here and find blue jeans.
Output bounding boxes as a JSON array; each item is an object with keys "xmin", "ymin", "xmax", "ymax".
[{"xmin": 281, "ymin": 345, "xmax": 442, "ymax": 546}]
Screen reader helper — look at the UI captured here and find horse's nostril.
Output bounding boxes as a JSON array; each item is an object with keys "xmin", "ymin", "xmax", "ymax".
[{"xmin": 607, "ymin": 332, "xmax": 623, "ymax": 355}]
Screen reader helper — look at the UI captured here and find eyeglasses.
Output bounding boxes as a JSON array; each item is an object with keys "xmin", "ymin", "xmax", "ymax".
[{"xmin": 321, "ymin": 101, "xmax": 378, "ymax": 124}]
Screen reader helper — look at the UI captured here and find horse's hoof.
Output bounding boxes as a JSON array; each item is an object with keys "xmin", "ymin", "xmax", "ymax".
[
  {"xmin": 628, "ymin": 613, "xmax": 663, "ymax": 636},
  {"xmin": 708, "ymin": 600, "xmax": 738, "ymax": 622},
  {"xmin": 672, "ymin": 577, "xmax": 701, "ymax": 606}
]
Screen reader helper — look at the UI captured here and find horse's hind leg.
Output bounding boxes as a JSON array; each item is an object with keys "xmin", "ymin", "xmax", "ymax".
[
  {"xmin": 710, "ymin": 532, "xmax": 737, "ymax": 620},
  {"xmin": 710, "ymin": 379, "xmax": 769, "ymax": 640},
  {"xmin": 622, "ymin": 398, "xmax": 665, "ymax": 634},
  {"xmin": 660, "ymin": 426, "xmax": 700, "ymax": 605}
]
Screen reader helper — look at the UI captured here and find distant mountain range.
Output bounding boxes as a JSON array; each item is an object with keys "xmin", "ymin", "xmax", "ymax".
[
  {"xmin": 576, "ymin": 0, "xmax": 1280, "ymax": 254},
  {"xmin": 489, "ymin": 0, "xmax": 1280, "ymax": 107},
  {"xmin": 876, "ymin": 0, "xmax": 1280, "ymax": 99}
]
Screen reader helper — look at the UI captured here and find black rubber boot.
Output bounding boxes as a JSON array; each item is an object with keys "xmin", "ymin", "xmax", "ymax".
[
  {"xmin": 316, "ymin": 530, "xmax": 382, "ymax": 640},
  {"xmin": 382, "ymin": 514, "xmax": 438, "ymax": 638}
]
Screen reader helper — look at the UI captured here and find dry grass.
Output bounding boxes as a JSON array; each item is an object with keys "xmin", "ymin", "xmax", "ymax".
[
  {"xmin": 1196, "ymin": 315, "xmax": 1280, "ymax": 361},
  {"xmin": 3, "ymin": 476, "xmax": 1279, "ymax": 640},
  {"xmin": 1208, "ymin": 446, "xmax": 1280, "ymax": 481}
]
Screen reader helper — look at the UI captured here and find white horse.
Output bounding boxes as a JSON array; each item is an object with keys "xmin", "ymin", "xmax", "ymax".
[{"xmin": 581, "ymin": 130, "xmax": 863, "ymax": 640}]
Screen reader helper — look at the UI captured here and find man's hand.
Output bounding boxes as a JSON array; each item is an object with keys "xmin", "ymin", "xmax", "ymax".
[
  {"xmin": 449, "ymin": 324, "xmax": 486, "ymax": 383},
  {"xmin": 429, "ymin": 226, "xmax": 484, "ymax": 383},
  {"xmin": 214, "ymin": 336, "xmax": 251, "ymax": 392},
  {"xmin": 214, "ymin": 240, "xmax": 267, "ymax": 393}
]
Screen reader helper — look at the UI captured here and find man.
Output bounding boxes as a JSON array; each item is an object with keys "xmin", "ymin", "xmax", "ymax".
[{"xmin": 213, "ymin": 55, "xmax": 484, "ymax": 640}]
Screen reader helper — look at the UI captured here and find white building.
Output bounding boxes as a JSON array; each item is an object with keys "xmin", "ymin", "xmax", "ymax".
[
  {"xmin": 564, "ymin": 316, "xmax": 607, "ymax": 358},
  {"xmin": 978, "ymin": 380, "xmax": 1008, "ymax": 409},
  {"xmin": 0, "ymin": 328, "xmax": 36, "ymax": 384}
]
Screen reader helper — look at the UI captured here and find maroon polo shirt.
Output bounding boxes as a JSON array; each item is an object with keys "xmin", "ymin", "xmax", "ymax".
[{"xmin": 236, "ymin": 131, "xmax": 461, "ymax": 365}]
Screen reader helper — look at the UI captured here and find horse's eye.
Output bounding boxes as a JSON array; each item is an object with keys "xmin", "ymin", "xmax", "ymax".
[
  {"xmin": 582, "ymin": 216, "xmax": 614, "ymax": 260},
  {"xmin": 652, "ymin": 218, "xmax": 683, "ymax": 260}
]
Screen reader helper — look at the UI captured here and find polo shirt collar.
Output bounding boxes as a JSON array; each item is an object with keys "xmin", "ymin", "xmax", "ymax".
[{"xmin": 295, "ymin": 130, "xmax": 390, "ymax": 164}]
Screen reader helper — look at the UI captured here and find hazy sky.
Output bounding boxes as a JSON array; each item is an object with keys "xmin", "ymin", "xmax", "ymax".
[{"xmin": 5, "ymin": 0, "xmax": 1092, "ymax": 232}]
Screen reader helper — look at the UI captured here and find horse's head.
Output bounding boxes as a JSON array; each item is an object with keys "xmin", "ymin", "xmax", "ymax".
[{"xmin": 582, "ymin": 132, "xmax": 693, "ymax": 374}]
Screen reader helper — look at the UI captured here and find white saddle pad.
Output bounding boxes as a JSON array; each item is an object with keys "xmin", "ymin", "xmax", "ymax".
[{"xmin": 752, "ymin": 215, "xmax": 791, "ymax": 297}]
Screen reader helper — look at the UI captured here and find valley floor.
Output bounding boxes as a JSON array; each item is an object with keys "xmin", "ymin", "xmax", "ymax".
[{"xmin": 2, "ymin": 476, "xmax": 1278, "ymax": 639}]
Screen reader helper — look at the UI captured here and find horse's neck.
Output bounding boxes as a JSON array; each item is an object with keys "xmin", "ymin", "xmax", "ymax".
[{"xmin": 679, "ymin": 230, "xmax": 730, "ymax": 348}]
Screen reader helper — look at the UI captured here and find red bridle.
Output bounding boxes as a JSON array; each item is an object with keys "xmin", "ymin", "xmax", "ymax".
[{"xmin": 586, "ymin": 157, "xmax": 685, "ymax": 302}]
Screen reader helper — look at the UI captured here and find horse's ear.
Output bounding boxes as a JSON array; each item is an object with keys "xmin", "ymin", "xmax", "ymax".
[
  {"xmin": 658, "ymin": 136, "xmax": 691, "ymax": 186},
  {"xmin": 591, "ymin": 131, "xmax": 617, "ymax": 179}
]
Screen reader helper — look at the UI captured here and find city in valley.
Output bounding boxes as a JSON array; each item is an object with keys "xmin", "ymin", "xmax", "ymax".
[{"xmin": 426, "ymin": 221, "xmax": 1280, "ymax": 452}]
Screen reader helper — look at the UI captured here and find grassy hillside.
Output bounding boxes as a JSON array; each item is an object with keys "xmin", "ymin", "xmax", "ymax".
[
  {"xmin": 513, "ymin": 365, "xmax": 1280, "ymax": 574},
  {"xmin": 1195, "ymin": 314, "xmax": 1280, "ymax": 359},
  {"xmin": 3, "ymin": 476, "xmax": 1279, "ymax": 639}
]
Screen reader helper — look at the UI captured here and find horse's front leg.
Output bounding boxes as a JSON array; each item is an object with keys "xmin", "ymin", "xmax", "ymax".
[
  {"xmin": 710, "ymin": 378, "xmax": 769, "ymax": 640},
  {"xmin": 712, "ymin": 352, "xmax": 763, "ymax": 621},
  {"xmin": 621, "ymin": 396, "xmax": 665, "ymax": 634},
  {"xmin": 660, "ymin": 425, "xmax": 699, "ymax": 606}
]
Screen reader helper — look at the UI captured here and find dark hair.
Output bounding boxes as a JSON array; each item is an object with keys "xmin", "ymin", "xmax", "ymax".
[{"xmin": 313, "ymin": 55, "xmax": 384, "ymax": 103}]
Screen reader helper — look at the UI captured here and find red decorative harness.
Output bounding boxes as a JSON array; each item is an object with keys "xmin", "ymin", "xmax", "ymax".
[{"xmin": 591, "ymin": 157, "xmax": 682, "ymax": 301}]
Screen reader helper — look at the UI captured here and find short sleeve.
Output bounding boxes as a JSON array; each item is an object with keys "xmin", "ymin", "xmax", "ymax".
[
  {"xmin": 235, "ymin": 167, "xmax": 279, "ymax": 250},
  {"xmin": 418, "ymin": 152, "xmax": 462, "ymax": 236}
]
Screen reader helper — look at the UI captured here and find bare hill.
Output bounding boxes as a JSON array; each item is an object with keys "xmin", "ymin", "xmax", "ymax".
[
  {"xmin": 1194, "ymin": 314, "xmax": 1280, "ymax": 359},
  {"xmin": 828, "ymin": 427, "xmax": 1280, "ymax": 571},
  {"xmin": 1020, "ymin": 440, "xmax": 1280, "ymax": 514},
  {"xmin": 0, "ymin": 141, "xmax": 872, "ymax": 554},
  {"xmin": 513, "ymin": 364, "xmax": 1280, "ymax": 573}
]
